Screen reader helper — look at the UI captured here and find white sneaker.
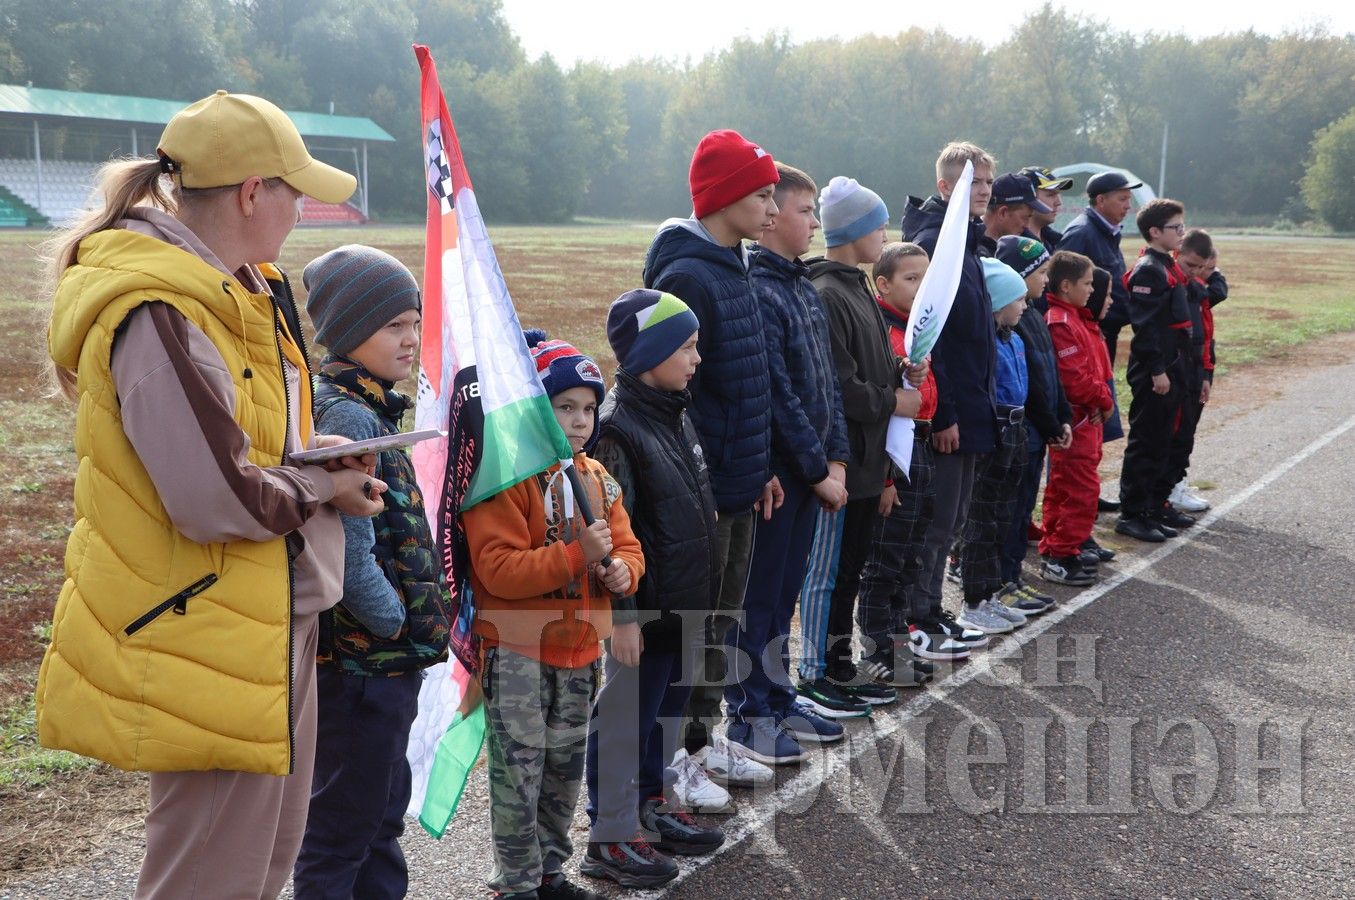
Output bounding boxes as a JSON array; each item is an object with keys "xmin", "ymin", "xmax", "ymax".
[
  {"xmin": 1170, "ymin": 478, "xmax": 1210, "ymax": 512},
  {"xmin": 956, "ymin": 602, "xmax": 1015, "ymax": 634},
  {"xmin": 694, "ymin": 735, "xmax": 774, "ymax": 787},
  {"xmin": 670, "ymin": 748, "xmax": 733, "ymax": 812},
  {"xmin": 983, "ymin": 595, "xmax": 1028, "ymax": 627}
]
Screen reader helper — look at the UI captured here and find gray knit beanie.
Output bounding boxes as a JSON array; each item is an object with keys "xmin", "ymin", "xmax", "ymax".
[
  {"xmin": 303, "ymin": 244, "xmax": 421, "ymax": 356},
  {"xmin": 819, "ymin": 176, "xmax": 889, "ymax": 248}
]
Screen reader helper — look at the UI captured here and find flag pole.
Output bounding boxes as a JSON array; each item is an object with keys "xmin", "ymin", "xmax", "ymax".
[{"xmin": 563, "ymin": 461, "xmax": 615, "ymax": 569}]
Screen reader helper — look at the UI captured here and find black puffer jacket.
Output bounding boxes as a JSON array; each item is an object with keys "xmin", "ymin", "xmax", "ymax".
[
  {"xmin": 594, "ymin": 370, "xmax": 720, "ymax": 648},
  {"xmin": 1015, "ymin": 294, "xmax": 1073, "ymax": 447}
]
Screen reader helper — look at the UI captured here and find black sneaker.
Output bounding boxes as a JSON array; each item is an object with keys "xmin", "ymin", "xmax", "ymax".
[
  {"xmin": 1115, "ymin": 516, "xmax": 1167, "ymax": 543},
  {"xmin": 935, "ymin": 609, "xmax": 990, "ymax": 647},
  {"xmin": 580, "ymin": 837, "xmax": 678, "ymax": 889},
  {"xmin": 640, "ymin": 796, "xmax": 724, "ymax": 856},
  {"xmin": 945, "ymin": 555, "xmax": 963, "ymax": 584},
  {"xmin": 795, "ymin": 677, "xmax": 871, "ymax": 718},
  {"xmin": 1097, "ymin": 497, "xmax": 1121, "ymax": 513},
  {"xmin": 1077, "ymin": 548, "xmax": 1102, "ymax": 568},
  {"xmin": 1040, "ymin": 555, "xmax": 1096, "ymax": 586},
  {"xmin": 539, "ymin": 872, "xmax": 606, "ymax": 899},
  {"xmin": 833, "ymin": 663, "xmax": 898, "ymax": 705},
  {"xmin": 1154, "ymin": 506, "xmax": 1195, "ymax": 528},
  {"xmin": 857, "ymin": 649, "xmax": 894, "ymax": 683},
  {"xmin": 908, "ymin": 619, "xmax": 973, "ymax": 661},
  {"xmin": 1081, "ymin": 537, "xmax": 1116, "ymax": 562}
]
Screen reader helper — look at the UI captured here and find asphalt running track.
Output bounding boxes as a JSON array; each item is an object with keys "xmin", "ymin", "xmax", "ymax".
[{"xmin": 5, "ymin": 349, "xmax": 1353, "ymax": 899}]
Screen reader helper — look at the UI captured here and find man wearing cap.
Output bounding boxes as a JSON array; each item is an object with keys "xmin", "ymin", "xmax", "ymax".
[
  {"xmin": 1058, "ymin": 171, "xmax": 1143, "ymax": 366},
  {"xmin": 1020, "ymin": 166, "xmax": 1074, "ymax": 253},
  {"xmin": 982, "ymin": 172, "xmax": 1053, "ymax": 253}
]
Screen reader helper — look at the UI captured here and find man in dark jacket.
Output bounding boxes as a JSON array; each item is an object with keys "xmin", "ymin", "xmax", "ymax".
[
  {"xmin": 1058, "ymin": 169, "xmax": 1141, "ymax": 455},
  {"xmin": 1058, "ymin": 171, "xmax": 1141, "ymax": 364},
  {"xmin": 641, "ymin": 129, "xmax": 787, "ymax": 763},
  {"xmin": 901, "ymin": 141, "xmax": 998, "ymax": 623}
]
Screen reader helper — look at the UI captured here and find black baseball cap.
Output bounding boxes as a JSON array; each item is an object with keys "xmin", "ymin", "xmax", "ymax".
[
  {"xmin": 992, "ymin": 173, "xmax": 1052, "ymax": 214},
  {"xmin": 1086, "ymin": 171, "xmax": 1143, "ymax": 197},
  {"xmin": 1020, "ymin": 165, "xmax": 1074, "ymax": 192}
]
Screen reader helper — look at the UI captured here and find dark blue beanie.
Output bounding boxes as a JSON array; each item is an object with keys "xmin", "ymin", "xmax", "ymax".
[{"xmin": 606, "ymin": 289, "xmax": 700, "ymax": 376}]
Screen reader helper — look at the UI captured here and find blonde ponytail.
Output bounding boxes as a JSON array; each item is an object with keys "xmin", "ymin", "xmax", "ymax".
[{"xmin": 44, "ymin": 158, "xmax": 176, "ymax": 400}]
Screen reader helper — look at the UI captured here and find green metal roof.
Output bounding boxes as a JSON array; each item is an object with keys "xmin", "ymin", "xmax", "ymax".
[{"xmin": 0, "ymin": 84, "xmax": 395, "ymax": 142}]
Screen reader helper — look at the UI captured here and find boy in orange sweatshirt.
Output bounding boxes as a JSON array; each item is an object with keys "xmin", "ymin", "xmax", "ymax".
[{"xmin": 463, "ymin": 332, "xmax": 645, "ymax": 900}]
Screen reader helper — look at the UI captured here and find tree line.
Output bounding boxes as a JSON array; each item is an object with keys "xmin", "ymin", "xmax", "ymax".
[{"xmin": 2, "ymin": 0, "xmax": 1353, "ymax": 228}]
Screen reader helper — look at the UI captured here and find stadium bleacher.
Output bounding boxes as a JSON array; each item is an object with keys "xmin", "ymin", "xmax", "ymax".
[{"xmin": 0, "ymin": 157, "xmax": 367, "ymax": 227}]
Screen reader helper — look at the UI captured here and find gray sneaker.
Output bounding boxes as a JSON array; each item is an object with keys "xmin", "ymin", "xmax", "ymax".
[
  {"xmin": 999, "ymin": 582, "xmax": 1049, "ymax": 615},
  {"xmin": 983, "ymin": 595, "xmax": 1028, "ymax": 627},
  {"xmin": 956, "ymin": 601, "xmax": 1015, "ymax": 634}
]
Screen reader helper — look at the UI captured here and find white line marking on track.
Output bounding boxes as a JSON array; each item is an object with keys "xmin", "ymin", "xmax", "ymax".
[{"xmin": 646, "ymin": 412, "xmax": 1355, "ymax": 895}]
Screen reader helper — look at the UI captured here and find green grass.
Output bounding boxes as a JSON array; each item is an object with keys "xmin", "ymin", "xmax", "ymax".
[{"xmin": 0, "ymin": 695, "xmax": 96, "ymax": 789}]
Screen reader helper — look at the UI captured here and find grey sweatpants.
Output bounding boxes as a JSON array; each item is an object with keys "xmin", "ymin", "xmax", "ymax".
[
  {"xmin": 135, "ymin": 614, "xmax": 320, "ymax": 900},
  {"xmin": 918, "ymin": 452, "xmax": 978, "ymax": 610}
]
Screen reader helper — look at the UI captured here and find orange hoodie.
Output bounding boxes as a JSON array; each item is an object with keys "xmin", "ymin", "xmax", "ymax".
[{"xmin": 464, "ymin": 455, "xmax": 644, "ymax": 669}]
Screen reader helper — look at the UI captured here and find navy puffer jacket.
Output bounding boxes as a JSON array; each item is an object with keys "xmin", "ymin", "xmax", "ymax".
[
  {"xmin": 643, "ymin": 219, "xmax": 771, "ymax": 513},
  {"xmin": 901, "ymin": 194, "xmax": 998, "ymax": 454},
  {"xmin": 748, "ymin": 246, "xmax": 849, "ymax": 487},
  {"xmin": 1016, "ymin": 294, "xmax": 1073, "ymax": 450}
]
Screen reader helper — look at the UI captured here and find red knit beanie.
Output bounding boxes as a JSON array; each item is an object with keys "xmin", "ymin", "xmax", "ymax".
[{"xmin": 688, "ymin": 129, "xmax": 780, "ymax": 219}]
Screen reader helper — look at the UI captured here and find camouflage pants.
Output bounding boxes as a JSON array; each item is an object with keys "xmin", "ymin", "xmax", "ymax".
[{"xmin": 482, "ymin": 646, "xmax": 599, "ymax": 895}]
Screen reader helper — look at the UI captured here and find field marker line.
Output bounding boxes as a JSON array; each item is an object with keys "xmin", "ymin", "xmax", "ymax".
[{"xmin": 648, "ymin": 411, "xmax": 1355, "ymax": 894}]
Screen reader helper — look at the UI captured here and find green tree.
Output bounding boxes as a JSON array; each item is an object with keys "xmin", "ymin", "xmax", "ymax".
[
  {"xmin": 1301, "ymin": 106, "xmax": 1355, "ymax": 230},
  {"xmin": 509, "ymin": 56, "xmax": 589, "ymax": 221}
]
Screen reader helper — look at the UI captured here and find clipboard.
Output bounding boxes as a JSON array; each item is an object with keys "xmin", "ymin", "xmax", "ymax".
[{"xmin": 290, "ymin": 429, "xmax": 446, "ymax": 464}]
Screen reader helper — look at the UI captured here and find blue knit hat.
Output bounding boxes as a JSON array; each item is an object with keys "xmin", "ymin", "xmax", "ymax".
[
  {"xmin": 606, "ymin": 289, "xmax": 700, "ymax": 376},
  {"xmin": 982, "ymin": 259, "xmax": 1029, "ymax": 312},
  {"xmin": 819, "ymin": 176, "xmax": 889, "ymax": 248},
  {"xmin": 524, "ymin": 329, "xmax": 606, "ymax": 406}
]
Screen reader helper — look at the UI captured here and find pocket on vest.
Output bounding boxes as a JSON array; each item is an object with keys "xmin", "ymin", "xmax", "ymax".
[{"xmin": 120, "ymin": 573, "xmax": 219, "ymax": 638}]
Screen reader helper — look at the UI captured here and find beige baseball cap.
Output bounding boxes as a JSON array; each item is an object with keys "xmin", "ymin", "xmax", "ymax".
[{"xmin": 157, "ymin": 90, "xmax": 357, "ymax": 204}]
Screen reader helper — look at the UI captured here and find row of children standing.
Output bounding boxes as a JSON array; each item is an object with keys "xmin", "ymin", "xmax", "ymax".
[{"xmin": 290, "ymin": 133, "xmax": 1228, "ymax": 898}]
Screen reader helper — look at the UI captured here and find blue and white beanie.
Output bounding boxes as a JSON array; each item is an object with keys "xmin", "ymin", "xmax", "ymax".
[{"xmin": 819, "ymin": 176, "xmax": 889, "ymax": 248}]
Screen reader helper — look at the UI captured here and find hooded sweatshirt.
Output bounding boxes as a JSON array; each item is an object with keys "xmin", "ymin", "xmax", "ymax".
[
  {"xmin": 805, "ymin": 256, "xmax": 895, "ymax": 498},
  {"xmin": 642, "ymin": 218, "xmax": 771, "ymax": 513}
]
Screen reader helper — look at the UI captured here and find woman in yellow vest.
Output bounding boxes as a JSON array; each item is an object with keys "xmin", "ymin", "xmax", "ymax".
[{"xmin": 39, "ymin": 91, "xmax": 388, "ymax": 899}]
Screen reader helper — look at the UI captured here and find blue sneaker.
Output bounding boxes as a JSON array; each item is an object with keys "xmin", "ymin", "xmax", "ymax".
[
  {"xmin": 726, "ymin": 717, "xmax": 806, "ymax": 766},
  {"xmin": 777, "ymin": 702, "xmax": 845, "ymax": 744}
]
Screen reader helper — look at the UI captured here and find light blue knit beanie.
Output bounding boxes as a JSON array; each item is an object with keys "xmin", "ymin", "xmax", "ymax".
[{"xmin": 982, "ymin": 259, "xmax": 1029, "ymax": 312}]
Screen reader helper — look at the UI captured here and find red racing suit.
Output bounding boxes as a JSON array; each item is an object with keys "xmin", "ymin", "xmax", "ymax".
[{"xmin": 1039, "ymin": 293, "xmax": 1114, "ymax": 558}]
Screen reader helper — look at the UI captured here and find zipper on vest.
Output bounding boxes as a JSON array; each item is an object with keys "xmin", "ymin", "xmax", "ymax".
[
  {"xmin": 124, "ymin": 574, "xmax": 218, "ymax": 636},
  {"xmin": 273, "ymin": 311, "xmax": 298, "ymax": 777}
]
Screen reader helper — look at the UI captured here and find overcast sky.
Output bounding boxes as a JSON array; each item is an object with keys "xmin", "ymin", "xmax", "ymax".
[{"xmin": 499, "ymin": 0, "xmax": 1353, "ymax": 67}]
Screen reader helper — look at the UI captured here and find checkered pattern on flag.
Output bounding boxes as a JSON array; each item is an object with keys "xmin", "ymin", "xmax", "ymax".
[{"xmin": 406, "ymin": 44, "xmax": 574, "ymax": 839}]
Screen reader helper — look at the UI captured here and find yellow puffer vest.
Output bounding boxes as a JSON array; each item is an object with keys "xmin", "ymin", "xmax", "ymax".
[{"xmin": 38, "ymin": 229, "xmax": 313, "ymax": 775}]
